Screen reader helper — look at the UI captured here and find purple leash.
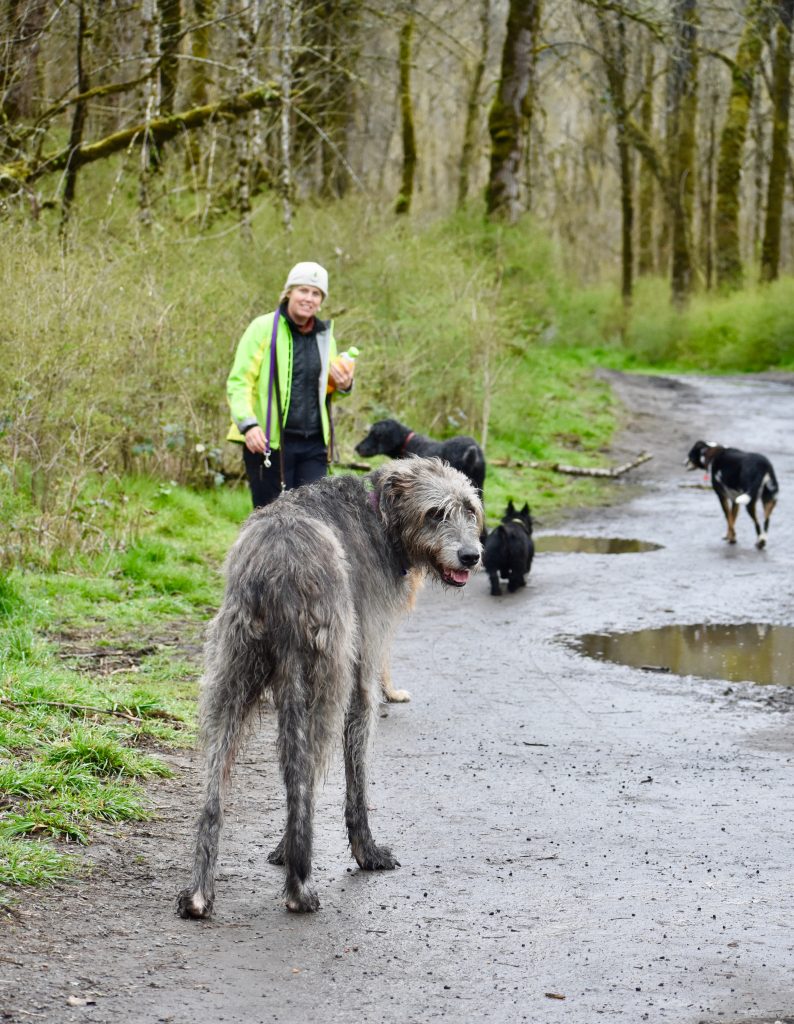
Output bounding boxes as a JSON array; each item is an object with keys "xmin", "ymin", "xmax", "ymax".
[{"xmin": 263, "ymin": 308, "xmax": 281, "ymax": 469}]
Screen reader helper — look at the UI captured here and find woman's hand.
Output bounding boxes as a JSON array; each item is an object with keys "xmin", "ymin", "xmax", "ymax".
[
  {"xmin": 329, "ymin": 360, "xmax": 354, "ymax": 392},
  {"xmin": 244, "ymin": 425, "xmax": 267, "ymax": 454}
]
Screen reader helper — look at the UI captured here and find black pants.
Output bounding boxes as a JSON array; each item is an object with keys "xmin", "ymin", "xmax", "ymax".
[{"xmin": 242, "ymin": 435, "xmax": 328, "ymax": 509}]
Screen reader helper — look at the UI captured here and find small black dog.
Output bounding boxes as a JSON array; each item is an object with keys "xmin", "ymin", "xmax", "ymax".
[
  {"xmin": 484, "ymin": 501, "xmax": 534, "ymax": 595},
  {"xmin": 355, "ymin": 418, "xmax": 486, "ymax": 499},
  {"xmin": 686, "ymin": 440, "xmax": 779, "ymax": 549}
]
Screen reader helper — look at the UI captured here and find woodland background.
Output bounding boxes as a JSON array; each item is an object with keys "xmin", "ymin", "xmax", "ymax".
[{"xmin": 2, "ymin": 0, "xmax": 794, "ymax": 563}]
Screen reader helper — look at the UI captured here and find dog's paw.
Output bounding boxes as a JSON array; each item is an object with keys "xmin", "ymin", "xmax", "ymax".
[
  {"xmin": 285, "ymin": 881, "xmax": 320, "ymax": 913},
  {"xmin": 267, "ymin": 836, "xmax": 286, "ymax": 865},
  {"xmin": 353, "ymin": 842, "xmax": 400, "ymax": 871},
  {"xmin": 756, "ymin": 536, "xmax": 767, "ymax": 550},
  {"xmin": 176, "ymin": 888, "xmax": 213, "ymax": 920},
  {"xmin": 384, "ymin": 688, "xmax": 412, "ymax": 703}
]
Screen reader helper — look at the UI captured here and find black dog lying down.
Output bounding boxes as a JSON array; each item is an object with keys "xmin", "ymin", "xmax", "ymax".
[
  {"xmin": 686, "ymin": 440, "xmax": 779, "ymax": 549},
  {"xmin": 355, "ymin": 418, "xmax": 486, "ymax": 499},
  {"xmin": 484, "ymin": 501, "xmax": 534, "ymax": 595}
]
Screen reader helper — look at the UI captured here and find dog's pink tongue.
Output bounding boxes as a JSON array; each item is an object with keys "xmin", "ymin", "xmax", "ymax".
[{"xmin": 450, "ymin": 569, "xmax": 470, "ymax": 585}]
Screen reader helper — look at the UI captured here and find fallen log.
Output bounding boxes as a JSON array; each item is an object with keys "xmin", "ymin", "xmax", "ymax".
[{"xmin": 491, "ymin": 451, "xmax": 652, "ymax": 478}]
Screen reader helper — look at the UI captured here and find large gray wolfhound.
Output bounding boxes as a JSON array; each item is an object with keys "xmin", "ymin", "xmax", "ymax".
[{"xmin": 176, "ymin": 457, "xmax": 483, "ymax": 916}]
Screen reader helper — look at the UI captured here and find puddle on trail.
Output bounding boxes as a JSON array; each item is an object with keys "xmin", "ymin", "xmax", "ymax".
[
  {"xmin": 570, "ymin": 622, "xmax": 794, "ymax": 687},
  {"xmin": 535, "ymin": 535, "xmax": 663, "ymax": 554}
]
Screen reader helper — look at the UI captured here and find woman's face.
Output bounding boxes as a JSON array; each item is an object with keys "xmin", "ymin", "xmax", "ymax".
[{"xmin": 287, "ymin": 285, "xmax": 324, "ymax": 325}]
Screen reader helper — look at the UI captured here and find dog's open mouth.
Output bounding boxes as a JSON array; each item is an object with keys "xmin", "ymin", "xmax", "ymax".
[{"xmin": 440, "ymin": 567, "xmax": 470, "ymax": 587}]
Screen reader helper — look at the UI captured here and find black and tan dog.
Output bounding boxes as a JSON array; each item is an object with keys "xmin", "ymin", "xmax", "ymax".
[
  {"xmin": 484, "ymin": 501, "xmax": 534, "ymax": 595},
  {"xmin": 686, "ymin": 440, "xmax": 779, "ymax": 549}
]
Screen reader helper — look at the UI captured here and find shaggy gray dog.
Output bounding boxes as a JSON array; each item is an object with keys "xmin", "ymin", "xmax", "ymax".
[{"xmin": 176, "ymin": 457, "xmax": 482, "ymax": 917}]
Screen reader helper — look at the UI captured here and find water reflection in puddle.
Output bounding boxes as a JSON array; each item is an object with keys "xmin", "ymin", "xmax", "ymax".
[
  {"xmin": 535, "ymin": 535, "xmax": 663, "ymax": 554},
  {"xmin": 570, "ymin": 623, "xmax": 794, "ymax": 687}
]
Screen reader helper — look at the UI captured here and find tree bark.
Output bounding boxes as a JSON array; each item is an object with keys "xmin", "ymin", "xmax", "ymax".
[
  {"xmin": 0, "ymin": 0, "xmax": 47, "ymax": 134},
  {"xmin": 59, "ymin": 0, "xmax": 89, "ymax": 237},
  {"xmin": 458, "ymin": 0, "xmax": 491, "ymax": 209},
  {"xmin": 714, "ymin": 0, "xmax": 769, "ymax": 289},
  {"xmin": 596, "ymin": 5, "xmax": 634, "ymax": 305},
  {"xmin": 699, "ymin": 87, "xmax": 718, "ymax": 290},
  {"xmin": 395, "ymin": 15, "xmax": 416, "ymax": 215},
  {"xmin": 637, "ymin": 47, "xmax": 655, "ymax": 276},
  {"xmin": 279, "ymin": 0, "xmax": 295, "ymax": 232},
  {"xmin": 760, "ymin": 0, "xmax": 794, "ymax": 282},
  {"xmin": 157, "ymin": 0, "xmax": 181, "ymax": 117},
  {"xmin": 485, "ymin": 0, "xmax": 542, "ymax": 221},
  {"xmin": 668, "ymin": 0, "xmax": 699, "ymax": 306}
]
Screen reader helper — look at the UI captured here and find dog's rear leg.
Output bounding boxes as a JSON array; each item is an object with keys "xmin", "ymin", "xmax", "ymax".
[
  {"xmin": 744, "ymin": 499, "xmax": 766, "ymax": 548},
  {"xmin": 760, "ymin": 495, "xmax": 776, "ymax": 549},
  {"xmin": 278, "ymin": 692, "xmax": 321, "ymax": 913},
  {"xmin": 176, "ymin": 668, "xmax": 258, "ymax": 920},
  {"xmin": 344, "ymin": 679, "xmax": 400, "ymax": 871}
]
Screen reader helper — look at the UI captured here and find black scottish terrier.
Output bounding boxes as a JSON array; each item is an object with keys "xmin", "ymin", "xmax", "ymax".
[{"xmin": 484, "ymin": 501, "xmax": 534, "ymax": 596}]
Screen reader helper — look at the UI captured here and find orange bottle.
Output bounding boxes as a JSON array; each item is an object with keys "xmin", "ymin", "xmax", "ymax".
[{"xmin": 327, "ymin": 346, "xmax": 359, "ymax": 393}]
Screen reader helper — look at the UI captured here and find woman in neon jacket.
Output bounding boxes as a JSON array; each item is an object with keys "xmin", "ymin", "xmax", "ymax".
[{"xmin": 226, "ymin": 261, "xmax": 354, "ymax": 508}]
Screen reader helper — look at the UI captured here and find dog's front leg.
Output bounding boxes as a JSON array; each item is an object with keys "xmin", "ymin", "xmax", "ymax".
[{"xmin": 344, "ymin": 680, "xmax": 400, "ymax": 872}]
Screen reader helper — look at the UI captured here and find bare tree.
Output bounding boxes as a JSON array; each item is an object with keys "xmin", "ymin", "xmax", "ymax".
[
  {"xmin": 59, "ymin": 0, "xmax": 89, "ymax": 237},
  {"xmin": 485, "ymin": 0, "xmax": 542, "ymax": 221},
  {"xmin": 667, "ymin": 0, "xmax": 699, "ymax": 305},
  {"xmin": 458, "ymin": 0, "xmax": 491, "ymax": 209},
  {"xmin": 279, "ymin": 0, "xmax": 295, "ymax": 232},
  {"xmin": 594, "ymin": 3, "xmax": 634, "ymax": 305},
  {"xmin": 760, "ymin": 0, "xmax": 794, "ymax": 281},
  {"xmin": 395, "ymin": 12, "xmax": 416, "ymax": 215},
  {"xmin": 157, "ymin": 0, "xmax": 180, "ymax": 116},
  {"xmin": 714, "ymin": 0, "xmax": 771, "ymax": 289},
  {"xmin": 636, "ymin": 45, "xmax": 656, "ymax": 276}
]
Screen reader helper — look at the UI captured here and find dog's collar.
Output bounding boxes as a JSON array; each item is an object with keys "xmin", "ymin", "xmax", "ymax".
[
  {"xmin": 400, "ymin": 431, "xmax": 416, "ymax": 455},
  {"xmin": 508, "ymin": 517, "xmax": 531, "ymax": 535}
]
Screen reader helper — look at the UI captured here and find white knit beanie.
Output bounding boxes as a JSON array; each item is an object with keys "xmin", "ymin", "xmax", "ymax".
[{"xmin": 282, "ymin": 261, "xmax": 329, "ymax": 299}]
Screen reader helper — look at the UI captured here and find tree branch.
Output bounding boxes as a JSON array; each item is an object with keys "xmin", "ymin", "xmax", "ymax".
[{"xmin": 0, "ymin": 84, "xmax": 281, "ymax": 192}]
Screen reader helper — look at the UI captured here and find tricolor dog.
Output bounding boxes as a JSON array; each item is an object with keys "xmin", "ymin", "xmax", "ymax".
[{"xmin": 686, "ymin": 440, "xmax": 779, "ymax": 549}]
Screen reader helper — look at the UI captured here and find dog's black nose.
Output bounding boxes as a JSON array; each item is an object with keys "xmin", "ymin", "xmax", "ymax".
[{"xmin": 458, "ymin": 547, "xmax": 480, "ymax": 568}]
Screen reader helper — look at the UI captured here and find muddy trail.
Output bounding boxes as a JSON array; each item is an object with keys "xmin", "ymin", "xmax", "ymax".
[{"xmin": 2, "ymin": 372, "xmax": 793, "ymax": 1024}]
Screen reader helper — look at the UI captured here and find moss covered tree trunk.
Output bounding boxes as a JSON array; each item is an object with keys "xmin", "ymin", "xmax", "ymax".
[
  {"xmin": 185, "ymin": 0, "xmax": 213, "ymax": 169},
  {"xmin": 458, "ymin": 0, "xmax": 491, "ymax": 209},
  {"xmin": 760, "ymin": 0, "xmax": 794, "ymax": 282},
  {"xmin": 0, "ymin": 0, "xmax": 47, "ymax": 139},
  {"xmin": 395, "ymin": 16, "xmax": 416, "ymax": 215},
  {"xmin": 485, "ymin": 0, "xmax": 542, "ymax": 222},
  {"xmin": 596, "ymin": 6, "xmax": 634, "ymax": 305},
  {"xmin": 157, "ymin": 0, "xmax": 181, "ymax": 117},
  {"xmin": 714, "ymin": 0, "xmax": 769, "ymax": 289},
  {"xmin": 699, "ymin": 87, "xmax": 718, "ymax": 290},
  {"xmin": 637, "ymin": 47, "xmax": 655, "ymax": 276},
  {"xmin": 668, "ymin": 0, "xmax": 699, "ymax": 306},
  {"xmin": 59, "ymin": 0, "xmax": 89, "ymax": 237}
]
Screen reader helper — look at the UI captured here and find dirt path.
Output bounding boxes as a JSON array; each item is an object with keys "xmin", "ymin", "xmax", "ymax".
[{"xmin": 3, "ymin": 372, "xmax": 793, "ymax": 1024}]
